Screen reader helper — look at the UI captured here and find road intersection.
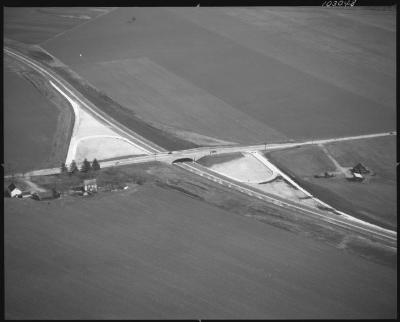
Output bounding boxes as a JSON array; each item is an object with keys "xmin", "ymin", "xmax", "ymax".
[{"xmin": 4, "ymin": 46, "xmax": 397, "ymax": 244}]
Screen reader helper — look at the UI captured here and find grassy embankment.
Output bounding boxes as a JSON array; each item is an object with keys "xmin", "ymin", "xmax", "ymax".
[
  {"xmin": 266, "ymin": 136, "xmax": 396, "ymax": 231},
  {"xmin": 196, "ymin": 152, "xmax": 243, "ymax": 167}
]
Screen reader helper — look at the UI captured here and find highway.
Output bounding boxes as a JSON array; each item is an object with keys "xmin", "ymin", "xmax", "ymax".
[
  {"xmin": 174, "ymin": 162, "xmax": 396, "ymax": 245},
  {"xmin": 4, "ymin": 46, "xmax": 397, "ymax": 245},
  {"xmin": 4, "ymin": 47, "xmax": 165, "ymax": 156}
]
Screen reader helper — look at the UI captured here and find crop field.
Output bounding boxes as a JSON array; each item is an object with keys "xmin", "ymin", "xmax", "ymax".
[
  {"xmin": 77, "ymin": 57, "xmax": 286, "ymax": 145},
  {"xmin": 5, "ymin": 181, "xmax": 396, "ymax": 319},
  {"xmin": 3, "ymin": 60, "xmax": 72, "ymax": 174},
  {"xmin": 36, "ymin": 7, "xmax": 396, "ymax": 142},
  {"xmin": 4, "ymin": 7, "xmax": 115, "ymax": 45},
  {"xmin": 266, "ymin": 136, "xmax": 396, "ymax": 231},
  {"xmin": 3, "ymin": 7, "xmax": 397, "ymax": 319}
]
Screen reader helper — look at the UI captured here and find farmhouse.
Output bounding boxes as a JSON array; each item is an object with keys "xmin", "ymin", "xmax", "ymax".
[
  {"xmin": 83, "ymin": 179, "xmax": 97, "ymax": 193},
  {"xmin": 351, "ymin": 163, "xmax": 370, "ymax": 174},
  {"xmin": 7, "ymin": 183, "xmax": 22, "ymax": 198}
]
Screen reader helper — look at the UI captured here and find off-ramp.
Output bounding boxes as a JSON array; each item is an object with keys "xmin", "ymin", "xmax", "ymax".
[{"xmin": 4, "ymin": 47, "xmax": 396, "ymax": 245}]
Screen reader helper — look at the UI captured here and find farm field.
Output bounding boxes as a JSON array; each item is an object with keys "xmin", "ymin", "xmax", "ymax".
[
  {"xmin": 3, "ymin": 61, "xmax": 71, "ymax": 174},
  {"xmin": 3, "ymin": 7, "xmax": 115, "ymax": 45},
  {"xmin": 4, "ymin": 182, "xmax": 396, "ymax": 319},
  {"xmin": 37, "ymin": 7, "xmax": 396, "ymax": 142},
  {"xmin": 266, "ymin": 136, "xmax": 397, "ymax": 231}
]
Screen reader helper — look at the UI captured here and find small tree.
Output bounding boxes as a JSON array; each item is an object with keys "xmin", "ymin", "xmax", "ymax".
[
  {"xmin": 80, "ymin": 158, "xmax": 92, "ymax": 173},
  {"xmin": 69, "ymin": 160, "xmax": 78, "ymax": 175},
  {"xmin": 60, "ymin": 162, "xmax": 68, "ymax": 174},
  {"xmin": 92, "ymin": 158, "xmax": 101, "ymax": 171}
]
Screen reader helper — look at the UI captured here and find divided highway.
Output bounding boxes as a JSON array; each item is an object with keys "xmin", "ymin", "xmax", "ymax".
[{"xmin": 4, "ymin": 47, "xmax": 397, "ymax": 245}]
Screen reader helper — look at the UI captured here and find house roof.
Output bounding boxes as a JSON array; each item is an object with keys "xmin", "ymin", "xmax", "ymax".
[
  {"xmin": 353, "ymin": 163, "xmax": 367, "ymax": 170},
  {"xmin": 84, "ymin": 179, "xmax": 97, "ymax": 185},
  {"xmin": 8, "ymin": 183, "xmax": 17, "ymax": 191}
]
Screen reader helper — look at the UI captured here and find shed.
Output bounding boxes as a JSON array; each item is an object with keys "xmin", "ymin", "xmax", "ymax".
[
  {"xmin": 32, "ymin": 189, "xmax": 60, "ymax": 201},
  {"xmin": 345, "ymin": 172, "xmax": 364, "ymax": 182},
  {"xmin": 18, "ymin": 191, "xmax": 32, "ymax": 199},
  {"xmin": 7, "ymin": 183, "xmax": 22, "ymax": 198},
  {"xmin": 83, "ymin": 179, "xmax": 97, "ymax": 192}
]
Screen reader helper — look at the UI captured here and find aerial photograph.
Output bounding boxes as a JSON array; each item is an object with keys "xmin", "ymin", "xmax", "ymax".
[{"xmin": 3, "ymin": 3, "xmax": 397, "ymax": 319}]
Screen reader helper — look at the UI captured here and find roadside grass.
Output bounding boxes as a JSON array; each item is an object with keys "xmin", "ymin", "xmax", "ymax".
[
  {"xmin": 265, "ymin": 137, "xmax": 396, "ymax": 231},
  {"xmin": 196, "ymin": 152, "xmax": 243, "ymax": 167}
]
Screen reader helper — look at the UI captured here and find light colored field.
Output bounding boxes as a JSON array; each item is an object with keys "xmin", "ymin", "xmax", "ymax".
[
  {"xmin": 248, "ymin": 180, "xmax": 319, "ymax": 209},
  {"xmin": 208, "ymin": 153, "xmax": 274, "ymax": 183},
  {"xmin": 267, "ymin": 136, "xmax": 397, "ymax": 230},
  {"xmin": 75, "ymin": 136, "xmax": 146, "ymax": 162},
  {"xmin": 49, "ymin": 81, "xmax": 149, "ymax": 165},
  {"xmin": 4, "ymin": 183, "xmax": 396, "ymax": 319},
  {"xmin": 42, "ymin": 7, "xmax": 395, "ymax": 141}
]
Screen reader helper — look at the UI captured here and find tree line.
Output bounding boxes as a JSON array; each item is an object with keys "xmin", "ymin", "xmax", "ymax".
[{"xmin": 60, "ymin": 158, "xmax": 100, "ymax": 175}]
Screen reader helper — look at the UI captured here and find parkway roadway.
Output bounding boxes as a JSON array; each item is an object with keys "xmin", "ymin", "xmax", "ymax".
[{"xmin": 4, "ymin": 47, "xmax": 397, "ymax": 246}]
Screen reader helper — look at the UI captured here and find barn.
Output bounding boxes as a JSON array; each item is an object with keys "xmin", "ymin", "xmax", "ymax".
[{"xmin": 351, "ymin": 163, "xmax": 370, "ymax": 174}]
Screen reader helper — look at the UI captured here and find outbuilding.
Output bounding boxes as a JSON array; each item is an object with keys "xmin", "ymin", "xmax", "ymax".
[
  {"xmin": 7, "ymin": 183, "xmax": 22, "ymax": 198},
  {"xmin": 32, "ymin": 189, "xmax": 60, "ymax": 201},
  {"xmin": 18, "ymin": 191, "xmax": 32, "ymax": 199}
]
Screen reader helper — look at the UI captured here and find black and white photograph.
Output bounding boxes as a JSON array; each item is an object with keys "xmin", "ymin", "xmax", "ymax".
[{"xmin": 3, "ymin": 2, "xmax": 397, "ymax": 319}]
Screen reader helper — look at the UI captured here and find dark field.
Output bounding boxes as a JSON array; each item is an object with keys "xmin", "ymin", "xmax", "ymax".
[
  {"xmin": 4, "ymin": 7, "xmax": 114, "ymax": 45},
  {"xmin": 3, "ymin": 63, "xmax": 70, "ymax": 174},
  {"xmin": 266, "ymin": 136, "xmax": 397, "ymax": 231},
  {"xmin": 197, "ymin": 152, "xmax": 243, "ymax": 167},
  {"xmin": 4, "ymin": 182, "xmax": 396, "ymax": 319},
  {"xmin": 35, "ymin": 7, "xmax": 396, "ymax": 142}
]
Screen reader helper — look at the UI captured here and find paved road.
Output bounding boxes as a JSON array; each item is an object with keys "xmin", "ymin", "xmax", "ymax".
[
  {"xmin": 4, "ymin": 47, "xmax": 397, "ymax": 244},
  {"xmin": 175, "ymin": 162, "xmax": 397, "ymax": 245},
  {"xmin": 4, "ymin": 47, "xmax": 164, "ymax": 156}
]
